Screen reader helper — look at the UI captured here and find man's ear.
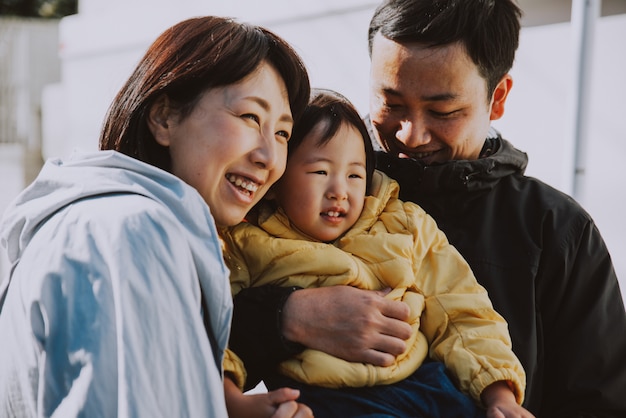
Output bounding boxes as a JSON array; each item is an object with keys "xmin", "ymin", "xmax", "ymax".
[
  {"xmin": 489, "ymin": 74, "xmax": 513, "ymax": 121},
  {"xmin": 147, "ymin": 95, "xmax": 174, "ymax": 147}
]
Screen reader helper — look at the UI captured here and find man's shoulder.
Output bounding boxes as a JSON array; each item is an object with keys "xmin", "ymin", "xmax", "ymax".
[{"xmin": 504, "ymin": 173, "xmax": 585, "ymax": 214}]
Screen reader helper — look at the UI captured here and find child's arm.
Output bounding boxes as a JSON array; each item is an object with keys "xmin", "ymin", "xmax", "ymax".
[
  {"xmin": 481, "ymin": 381, "xmax": 535, "ymax": 418},
  {"xmin": 224, "ymin": 377, "xmax": 313, "ymax": 418}
]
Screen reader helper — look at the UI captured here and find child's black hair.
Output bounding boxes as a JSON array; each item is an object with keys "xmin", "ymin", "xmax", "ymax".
[{"xmin": 288, "ymin": 88, "xmax": 376, "ymax": 194}]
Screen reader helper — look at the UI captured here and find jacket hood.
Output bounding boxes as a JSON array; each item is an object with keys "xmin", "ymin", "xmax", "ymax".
[
  {"xmin": 375, "ymin": 136, "xmax": 528, "ymax": 197},
  {"xmin": 0, "ymin": 151, "xmax": 214, "ymax": 299}
]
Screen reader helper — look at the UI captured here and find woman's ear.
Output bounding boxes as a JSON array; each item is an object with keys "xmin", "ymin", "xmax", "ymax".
[
  {"xmin": 147, "ymin": 95, "xmax": 174, "ymax": 147},
  {"xmin": 489, "ymin": 74, "xmax": 513, "ymax": 121}
]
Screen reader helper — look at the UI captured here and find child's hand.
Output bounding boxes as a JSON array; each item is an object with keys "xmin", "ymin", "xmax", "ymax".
[
  {"xmin": 482, "ymin": 381, "xmax": 535, "ymax": 418},
  {"xmin": 267, "ymin": 388, "xmax": 314, "ymax": 418},
  {"xmin": 225, "ymin": 378, "xmax": 313, "ymax": 418}
]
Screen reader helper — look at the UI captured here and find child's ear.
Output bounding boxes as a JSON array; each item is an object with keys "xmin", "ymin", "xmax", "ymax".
[{"xmin": 147, "ymin": 95, "xmax": 174, "ymax": 147}]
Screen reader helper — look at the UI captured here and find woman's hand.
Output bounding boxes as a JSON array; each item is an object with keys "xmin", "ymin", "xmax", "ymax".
[
  {"xmin": 225, "ymin": 378, "xmax": 313, "ymax": 418},
  {"xmin": 281, "ymin": 286, "xmax": 412, "ymax": 366}
]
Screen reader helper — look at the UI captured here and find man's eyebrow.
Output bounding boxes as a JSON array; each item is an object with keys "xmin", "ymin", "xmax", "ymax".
[
  {"xmin": 382, "ymin": 87, "xmax": 458, "ymax": 102},
  {"xmin": 422, "ymin": 92, "xmax": 458, "ymax": 101},
  {"xmin": 245, "ymin": 96, "xmax": 293, "ymax": 124}
]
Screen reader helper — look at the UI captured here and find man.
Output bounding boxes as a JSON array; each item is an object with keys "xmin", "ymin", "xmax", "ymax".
[{"xmin": 230, "ymin": 0, "xmax": 626, "ymax": 415}]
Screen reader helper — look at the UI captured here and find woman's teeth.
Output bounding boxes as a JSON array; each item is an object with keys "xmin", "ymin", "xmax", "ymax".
[{"xmin": 227, "ymin": 174, "xmax": 258, "ymax": 193}]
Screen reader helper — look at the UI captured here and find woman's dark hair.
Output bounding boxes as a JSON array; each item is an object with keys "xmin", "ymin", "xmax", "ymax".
[
  {"xmin": 368, "ymin": 0, "xmax": 522, "ymax": 99},
  {"xmin": 99, "ymin": 16, "xmax": 310, "ymax": 172},
  {"xmin": 289, "ymin": 88, "xmax": 375, "ymax": 194}
]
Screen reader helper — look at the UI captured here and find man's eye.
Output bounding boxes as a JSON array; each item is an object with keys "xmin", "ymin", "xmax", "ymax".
[
  {"xmin": 383, "ymin": 103, "xmax": 402, "ymax": 111},
  {"xmin": 431, "ymin": 110, "xmax": 458, "ymax": 118},
  {"xmin": 382, "ymin": 100, "xmax": 404, "ymax": 112}
]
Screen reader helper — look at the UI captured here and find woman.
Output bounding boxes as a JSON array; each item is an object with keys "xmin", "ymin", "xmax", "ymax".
[{"xmin": 0, "ymin": 16, "xmax": 310, "ymax": 418}]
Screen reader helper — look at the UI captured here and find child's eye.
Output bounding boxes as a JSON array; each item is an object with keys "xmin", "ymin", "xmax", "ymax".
[
  {"xmin": 349, "ymin": 174, "xmax": 364, "ymax": 179},
  {"xmin": 311, "ymin": 170, "xmax": 327, "ymax": 175}
]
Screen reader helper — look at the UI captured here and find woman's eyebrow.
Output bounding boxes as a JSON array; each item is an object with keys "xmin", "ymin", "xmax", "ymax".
[{"xmin": 244, "ymin": 96, "xmax": 293, "ymax": 124}]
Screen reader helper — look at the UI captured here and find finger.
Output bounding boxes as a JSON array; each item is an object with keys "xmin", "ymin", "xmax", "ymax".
[
  {"xmin": 271, "ymin": 400, "xmax": 298, "ymax": 418},
  {"xmin": 380, "ymin": 314, "xmax": 413, "ymax": 341},
  {"xmin": 359, "ymin": 348, "xmax": 397, "ymax": 367},
  {"xmin": 378, "ymin": 297, "xmax": 411, "ymax": 322},
  {"xmin": 485, "ymin": 408, "xmax": 506, "ymax": 418},
  {"xmin": 294, "ymin": 403, "xmax": 314, "ymax": 418},
  {"xmin": 372, "ymin": 331, "xmax": 409, "ymax": 356},
  {"xmin": 267, "ymin": 387, "xmax": 301, "ymax": 404}
]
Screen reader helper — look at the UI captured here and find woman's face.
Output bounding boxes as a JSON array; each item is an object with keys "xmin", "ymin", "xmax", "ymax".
[{"xmin": 152, "ymin": 62, "xmax": 293, "ymax": 227}]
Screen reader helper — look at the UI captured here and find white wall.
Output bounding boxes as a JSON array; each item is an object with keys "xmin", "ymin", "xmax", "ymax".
[
  {"xmin": 32, "ymin": 1, "xmax": 626, "ymax": 298},
  {"xmin": 493, "ymin": 15, "xmax": 626, "ymax": 294},
  {"xmin": 41, "ymin": 0, "xmax": 378, "ymax": 158}
]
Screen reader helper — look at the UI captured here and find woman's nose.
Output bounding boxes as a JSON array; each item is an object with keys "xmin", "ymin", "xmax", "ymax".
[{"xmin": 251, "ymin": 132, "xmax": 280, "ymax": 170}]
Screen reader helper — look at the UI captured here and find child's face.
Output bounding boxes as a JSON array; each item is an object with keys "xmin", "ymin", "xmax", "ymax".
[{"xmin": 274, "ymin": 122, "xmax": 367, "ymax": 242}]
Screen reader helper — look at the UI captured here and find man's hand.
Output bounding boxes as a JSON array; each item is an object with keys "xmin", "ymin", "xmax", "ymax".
[
  {"xmin": 281, "ymin": 286, "xmax": 412, "ymax": 366},
  {"xmin": 225, "ymin": 378, "xmax": 313, "ymax": 418}
]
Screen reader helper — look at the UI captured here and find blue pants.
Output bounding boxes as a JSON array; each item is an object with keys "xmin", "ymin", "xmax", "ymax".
[{"xmin": 264, "ymin": 361, "xmax": 486, "ymax": 418}]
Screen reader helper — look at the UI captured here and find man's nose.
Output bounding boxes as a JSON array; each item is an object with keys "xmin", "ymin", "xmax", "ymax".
[{"xmin": 396, "ymin": 119, "xmax": 431, "ymax": 147}]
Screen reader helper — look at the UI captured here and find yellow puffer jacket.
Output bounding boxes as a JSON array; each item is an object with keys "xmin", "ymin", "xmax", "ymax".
[{"xmin": 221, "ymin": 170, "xmax": 525, "ymax": 404}]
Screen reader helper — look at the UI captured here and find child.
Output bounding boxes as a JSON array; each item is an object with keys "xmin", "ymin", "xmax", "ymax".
[{"xmin": 221, "ymin": 89, "xmax": 533, "ymax": 417}]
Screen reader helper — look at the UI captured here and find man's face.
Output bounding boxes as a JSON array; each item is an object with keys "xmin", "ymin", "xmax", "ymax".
[{"xmin": 369, "ymin": 33, "xmax": 506, "ymax": 164}]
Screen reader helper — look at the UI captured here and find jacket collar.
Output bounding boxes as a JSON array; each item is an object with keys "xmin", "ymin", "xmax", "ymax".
[{"xmin": 374, "ymin": 134, "xmax": 528, "ymax": 197}]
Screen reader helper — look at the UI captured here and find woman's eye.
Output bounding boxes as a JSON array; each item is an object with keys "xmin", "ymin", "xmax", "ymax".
[
  {"xmin": 276, "ymin": 130, "xmax": 290, "ymax": 141},
  {"xmin": 242, "ymin": 114, "xmax": 259, "ymax": 123}
]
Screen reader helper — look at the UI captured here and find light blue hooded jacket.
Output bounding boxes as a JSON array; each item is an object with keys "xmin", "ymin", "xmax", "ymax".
[{"xmin": 0, "ymin": 151, "xmax": 232, "ymax": 417}]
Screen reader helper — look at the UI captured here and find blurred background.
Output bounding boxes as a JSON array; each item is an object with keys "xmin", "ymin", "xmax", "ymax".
[{"xmin": 1, "ymin": 0, "xmax": 625, "ymax": 299}]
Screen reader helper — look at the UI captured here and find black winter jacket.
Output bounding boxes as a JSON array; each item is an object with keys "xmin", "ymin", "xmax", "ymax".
[{"xmin": 230, "ymin": 136, "xmax": 626, "ymax": 417}]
